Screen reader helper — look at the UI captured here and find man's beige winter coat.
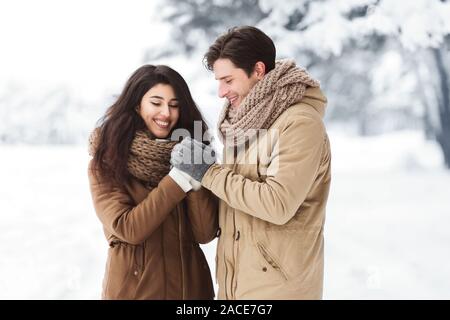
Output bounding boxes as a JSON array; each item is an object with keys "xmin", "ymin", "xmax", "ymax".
[
  {"xmin": 88, "ymin": 163, "xmax": 218, "ymax": 299},
  {"xmin": 202, "ymin": 87, "xmax": 331, "ymax": 299}
]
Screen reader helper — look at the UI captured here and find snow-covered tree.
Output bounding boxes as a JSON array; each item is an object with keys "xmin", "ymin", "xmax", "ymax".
[{"xmin": 270, "ymin": 0, "xmax": 450, "ymax": 167}]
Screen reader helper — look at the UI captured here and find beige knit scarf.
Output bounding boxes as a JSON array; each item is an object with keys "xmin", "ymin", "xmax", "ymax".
[
  {"xmin": 88, "ymin": 128, "xmax": 177, "ymax": 189},
  {"xmin": 218, "ymin": 59, "xmax": 320, "ymax": 147}
]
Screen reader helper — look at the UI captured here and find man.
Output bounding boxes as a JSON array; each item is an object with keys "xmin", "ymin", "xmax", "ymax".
[{"xmin": 170, "ymin": 26, "xmax": 331, "ymax": 299}]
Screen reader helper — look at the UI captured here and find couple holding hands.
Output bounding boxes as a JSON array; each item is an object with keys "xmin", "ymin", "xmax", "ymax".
[{"xmin": 88, "ymin": 26, "xmax": 331, "ymax": 300}]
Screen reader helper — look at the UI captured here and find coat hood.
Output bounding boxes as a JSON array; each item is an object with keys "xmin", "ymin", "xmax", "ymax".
[{"xmin": 300, "ymin": 86, "xmax": 328, "ymax": 118}]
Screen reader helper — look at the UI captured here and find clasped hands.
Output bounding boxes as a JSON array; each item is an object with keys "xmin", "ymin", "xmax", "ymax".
[{"xmin": 170, "ymin": 137, "xmax": 216, "ymax": 186}]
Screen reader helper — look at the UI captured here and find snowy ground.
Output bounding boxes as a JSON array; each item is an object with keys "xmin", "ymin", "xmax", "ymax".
[
  {"xmin": 0, "ymin": 130, "xmax": 449, "ymax": 299},
  {"xmin": 325, "ymin": 130, "xmax": 450, "ymax": 299}
]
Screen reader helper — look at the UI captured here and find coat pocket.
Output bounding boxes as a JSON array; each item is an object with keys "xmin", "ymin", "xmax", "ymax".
[
  {"xmin": 133, "ymin": 244, "xmax": 145, "ymax": 275},
  {"xmin": 256, "ymin": 242, "xmax": 289, "ymax": 281}
]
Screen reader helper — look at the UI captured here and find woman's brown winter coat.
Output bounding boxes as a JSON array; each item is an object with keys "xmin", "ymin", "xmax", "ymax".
[{"xmin": 88, "ymin": 161, "xmax": 218, "ymax": 299}]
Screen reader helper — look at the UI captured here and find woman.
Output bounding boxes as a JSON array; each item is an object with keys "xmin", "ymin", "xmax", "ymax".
[{"xmin": 87, "ymin": 65, "xmax": 218, "ymax": 300}]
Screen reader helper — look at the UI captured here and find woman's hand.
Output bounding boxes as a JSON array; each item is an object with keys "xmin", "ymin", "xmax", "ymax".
[{"xmin": 170, "ymin": 137, "xmax": 216, "ymax": 183}]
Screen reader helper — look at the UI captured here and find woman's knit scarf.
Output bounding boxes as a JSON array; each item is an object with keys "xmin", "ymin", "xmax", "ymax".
[
  {"xmin": 217, "ymin": 59, "xmax": 320, "ymax": 147},
  {"xmin": 88, "ymin": 129, "xmax": 177, "ymax": 189}
]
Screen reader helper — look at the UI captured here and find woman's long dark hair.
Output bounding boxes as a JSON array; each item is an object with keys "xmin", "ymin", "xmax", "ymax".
[{"xmin": 91, "ymin": 64, "xmax": 209, "ymax": 186}]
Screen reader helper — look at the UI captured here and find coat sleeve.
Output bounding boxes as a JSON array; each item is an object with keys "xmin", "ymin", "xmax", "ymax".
[
  {"xmin": 88, "ymin": 160, "xmax": 186, "ymax": 245},
  {"xmin": 201, "ymin": 113, "xmax": 325, "ymax": 225},
  {"xmin": 184, "ymin": 188, "xmax": 219, "ymax": 244}
]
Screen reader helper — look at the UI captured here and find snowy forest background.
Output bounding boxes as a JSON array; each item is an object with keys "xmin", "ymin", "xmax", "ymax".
[{"xmin": 0, "ymin": 0, "xmax": 449, "ymax": 299}]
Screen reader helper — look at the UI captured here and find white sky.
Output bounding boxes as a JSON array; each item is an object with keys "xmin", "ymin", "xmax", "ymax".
[{"xmin": 0, "ymin": 0, "xmax": 168, "ymax": 100}]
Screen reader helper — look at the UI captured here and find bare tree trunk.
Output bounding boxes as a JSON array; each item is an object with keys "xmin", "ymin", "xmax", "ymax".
[
  {"xmin": 412, "ymin": 51, "xmax": 435, "ymax": 140},
  {"xmin": 358, "ymin": 106, "xmax": 369, "ymax": 136},
  {"xmin": 432, "ymin": 47, "xmax": 450, "ymax": 168}
]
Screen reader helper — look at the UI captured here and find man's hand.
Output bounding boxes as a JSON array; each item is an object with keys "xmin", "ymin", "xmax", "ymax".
[{"xmin": 170, "ymin": 137, "xmax": 216, "ymax": 182}]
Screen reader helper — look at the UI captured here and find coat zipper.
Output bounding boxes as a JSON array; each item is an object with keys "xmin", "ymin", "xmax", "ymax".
[
  {"xmin": 177, "ymin": 205, "xmax": 186, "ymax": 299},
  {"xmin": 231, "ymin": 209, "xmax": 238, "ymax": 299},
  {"xmin": 230, "ymin": 146, "xmax": 238, "ymax": 299}
]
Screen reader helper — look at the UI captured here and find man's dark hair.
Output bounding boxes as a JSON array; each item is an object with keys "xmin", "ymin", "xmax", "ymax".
[{"xmin": 203, "ymin": 26, "xmax": 276, "ymax": 77}]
